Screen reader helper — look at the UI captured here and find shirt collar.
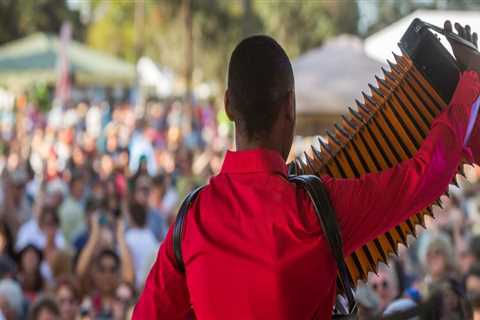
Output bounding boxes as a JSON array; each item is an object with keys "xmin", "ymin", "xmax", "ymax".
[{"xmin": 220, "ymin": 148, "xmax": 288, "ymax": 177}]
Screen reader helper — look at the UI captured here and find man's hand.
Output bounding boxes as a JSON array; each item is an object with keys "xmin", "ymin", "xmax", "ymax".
[{"xmin": 444, "ymin": 20, "xmax": 480, "ymax": 72}]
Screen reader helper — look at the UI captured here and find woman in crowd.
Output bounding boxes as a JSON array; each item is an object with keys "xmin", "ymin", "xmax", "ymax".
[
  {"xmin": 28, "ymin": 295, "xmax": 60, "ymax": 320},
  {"xmin": 54, "ymin": 277, "xmax": 80, "ymax": 320},
  {"xmin": 17, "ymin": 244, "xmax": 44, "ymax": 303}
]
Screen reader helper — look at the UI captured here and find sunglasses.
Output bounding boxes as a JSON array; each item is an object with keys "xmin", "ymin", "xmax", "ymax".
[{"xmin": 372, "ymin": 280, "xmax": 389, "ymax": 291}]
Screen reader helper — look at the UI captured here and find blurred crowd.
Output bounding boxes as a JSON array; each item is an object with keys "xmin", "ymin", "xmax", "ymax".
[
  {"xmin": 3, "ymin": 93, "xmax": 480, "ymax": 320},
  {"xmin": 357, "ymin": 167, "xmax": 480, "ymax": 320},
  {"xmin": 0, "ymin": 95, "xmax": 231, "ymax": 320}
]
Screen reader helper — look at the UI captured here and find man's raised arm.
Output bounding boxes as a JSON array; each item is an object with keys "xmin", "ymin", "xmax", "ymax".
[{"xmin": 322, "ymin": 70, "xmax": 480, "ymax": 256}]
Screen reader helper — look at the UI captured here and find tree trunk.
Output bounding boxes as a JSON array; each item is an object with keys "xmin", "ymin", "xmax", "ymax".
[{"xmin": 184, "ymin": 0, "xmax": 193, "ymax": 104}]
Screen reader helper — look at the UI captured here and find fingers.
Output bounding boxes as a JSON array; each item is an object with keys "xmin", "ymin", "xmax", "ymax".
[
  {"xmin": 455, "ymin": 22, "xmax": 465, "ymax": 38},
  {"xmin": 448, "ymin": 21, "xmax": 477, "ymax": 48},
  {"xmin": 465, "ymin": 25, "xmax": 472, "ymax": 42},
  {"xmin": 444, "ymin": 20, "xmax": 453, "ymax": 33}
]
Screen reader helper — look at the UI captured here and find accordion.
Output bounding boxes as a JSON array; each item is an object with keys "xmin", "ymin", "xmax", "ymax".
[{"xmin": 292, "ymin": 18, "xmax": 467, "ymax": 288}]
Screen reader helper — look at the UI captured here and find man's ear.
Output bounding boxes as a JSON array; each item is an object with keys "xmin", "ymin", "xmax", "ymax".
[{"xmin": 224, "ymin": 89, "xmax": 235, "ymax": 121}]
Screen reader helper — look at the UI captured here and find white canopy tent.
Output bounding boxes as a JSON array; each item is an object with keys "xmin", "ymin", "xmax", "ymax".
[
  {"xmin": 137, "ymin": 57, "xmax": 175, "ymax": 98},
  {"xmin": 365, "ymin": 10, "xmax": 480, "ymax": 63}
]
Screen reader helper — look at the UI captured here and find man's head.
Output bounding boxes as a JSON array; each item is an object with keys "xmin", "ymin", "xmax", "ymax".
[
  {"xmin": 69, "ymin": 173, "xmax": 85, "ymax": 200},
  {"xmin": 423, "ymin": 233, "xmax": 455, "ymax": 281},
  {"xmin": 225, "ymin": 35, "xmax": 295, "ymax": 159},
  {"xmin": 134, "ymin": 175, "xmax": 151, "ymax": 205},
  {"xmin": 368, "ymin": 262, "xmax": 399, "ymax": 310},
  {"xmin": 128, "ymin": 202, "xmax": 147, "ymax": 228}
]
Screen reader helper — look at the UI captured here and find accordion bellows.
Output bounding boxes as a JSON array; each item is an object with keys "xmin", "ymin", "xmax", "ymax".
[{"xmin": 293, "ymin": 50, "xmax": 464, "ymax": 287}]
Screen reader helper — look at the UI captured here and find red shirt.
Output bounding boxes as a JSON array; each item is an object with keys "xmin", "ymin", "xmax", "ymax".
[{"xmin": 133, "ymin": 71, "xmax": 480, "ymax": 320}]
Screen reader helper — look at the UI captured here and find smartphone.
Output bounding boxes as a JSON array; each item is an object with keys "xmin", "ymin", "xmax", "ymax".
[{"xmin": 98, "ymin": 213, "xmax": 109, "ymax": 225}]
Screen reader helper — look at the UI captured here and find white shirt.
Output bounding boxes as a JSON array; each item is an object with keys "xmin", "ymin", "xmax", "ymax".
[
  {"xmin": 15, "ymin": 219, "xmax": 66, "ymax": 252},
  {"xmin": 125, "ymin": 227, "xmax": 159, "ymax": 289}
]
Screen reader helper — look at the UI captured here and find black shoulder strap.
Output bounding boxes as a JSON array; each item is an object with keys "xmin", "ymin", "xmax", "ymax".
[
  {"xmin": 288, "ymin": 174, "xmax": 356, "ymax": 314},
  {"xmin": 172, "ymin": 185, "xmax": 205, "ymax": 273}
]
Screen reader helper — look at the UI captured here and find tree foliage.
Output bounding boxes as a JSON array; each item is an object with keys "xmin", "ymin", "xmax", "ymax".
[
  {"xmin": 254, "ymin": 1, "xmax": 359, "ymax": 58},
  {"xmin": 86, "ymin": 1, "xmax": 136, "ymax": 62},
  {"xmin": 2, "ymin": 0, "xmax": 480, "ymax": 90},
  {"xmin": 0, "ymin": 0, "xmax": 359, "ymax": 88},
  {"xmin": 0, "ymin": 0, "xmax": 84, "ymax": 45}
]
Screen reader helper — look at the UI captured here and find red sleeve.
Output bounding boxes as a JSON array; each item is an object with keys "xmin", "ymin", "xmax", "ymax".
[
  {"xmin": 321, "ymin": 71, "xmax": 480, "ymax": 255},
  {"xmin": 132, "ymin": 225, "xmax": 191, "ymax": 320}
]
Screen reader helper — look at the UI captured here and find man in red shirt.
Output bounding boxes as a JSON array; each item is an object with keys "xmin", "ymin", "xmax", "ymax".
[{"xmin": 134, "ymin": 22, "xmax": 480, "ymax": 319}]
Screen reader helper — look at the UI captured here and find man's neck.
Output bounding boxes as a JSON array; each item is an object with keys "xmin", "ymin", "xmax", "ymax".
[{"xmin": 234, "ymin": 131, "xmax": 286, "ymax": 159}]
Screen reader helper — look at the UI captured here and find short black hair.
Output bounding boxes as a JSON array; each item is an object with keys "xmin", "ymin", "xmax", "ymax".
[
  {"xmin": 39, "ymin": 205, "xmax": 60, "ymax": 227},
  {"xmin": 129, "ymin": 201, "xmax": 148, "ymax": 227},
  {"xmin": 467, "ymin": 264, "xmax": 480, "ymax": 280},
  {"xmin": 28, "ymin": 295, "xmax": 60, "ymax": 320},
  {"xmin": 96, "ymin": 248, "xmax": 120, "ymax": 271},
  {"xmin": 227, "ymin": 35, "xmax": 294, "ymax": 139},
  {"xmin": 69, "ymin": 171, "xmax": 84, "ymax": 188},
  {"xmin": 469, "ymin": 235, "xmax": 480, "ymax": 261}
]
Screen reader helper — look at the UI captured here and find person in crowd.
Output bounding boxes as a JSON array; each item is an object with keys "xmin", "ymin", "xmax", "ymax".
[
  {"xmin": 16, "ymin": 201, "xmax": 66, "ymax": 253},
  {"xmin": 147, "ymin": 175, "xmax": 174, "ymax": 241},
  {"xmin": 354, "ymin": 283, "xmax": 380, "ymax": 319},
  {"xmin": 39, "ymin": 206, "xmax": 63, "ymax": 263},
  {"xmin": 28, "ymin": 295, "xmax": 61, "ymax": 320},
  {"xmin": 131, "ymin": 174, "xmax": 150, "ymax": 208},
  {"xmin": 0, "ymin": 168, "xmax": 32, "ymax": 234},
  {"xmin": 72, "ymin": 197, "xmax": 101, "ymax": 253},
  {"xmin": 17, "ymin": 244, "xmax": 44, "ymax": 303},
  {"xmin": 368, "ymin": 262, "xmax": 400, "ymax": 312},
  {"xmin": 421, "ymin": 232, "xmax": 458, "ymax": 288},
  {"xmin": 125, "ymin": 202, "xmax": 158, "ymax": 289},
  {"xmin": 54, "ymin": 277, "xmax": 80, "ymax": 320},
  {"xmin": 129, "ymin": 120, "xmax": 157, "ymax": 177},
  {"xmin": 112, "ymin": 281, "xmax": 136, "ymax": 320},
  {"xmin": 460, "ymin": 235, "xmax": 480, "ymax": 275},
  {"xmin": 58, "ymin": 173, "xmax": 86, "ymax": 244},
  {"xmin": 86, "ymin": 249, "xmax": 123, "ymax": 318},
  {"xmin": 466, "ymin": 264, "xmax": 480, "ymax": 320},
  {"xmin": 428, "ymin": 278, "xmax": 469, "ymax": 320},
  {"xmin": 0, "ymin": 278, "xmax": 24, "ymax": 320},
  {"xmin": 75, "ymin": 211, "xmax": 134, "ymax": 297}
]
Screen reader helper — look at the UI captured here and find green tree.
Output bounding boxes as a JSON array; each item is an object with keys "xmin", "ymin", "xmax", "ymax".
[
  {"xmin": 85, "ymin": 0, "xmax": 359, "ymax": 90},
  {"xmin": 86, "ymin": 1, "xmax": 136, "ymax": 62},
  {"xmin": 0, "ymin": 0, "xmax": 84, "ymax": 45},
  {"xmin": 255, "ymin": 1, "xmax": 359, "ymax": 58}
]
